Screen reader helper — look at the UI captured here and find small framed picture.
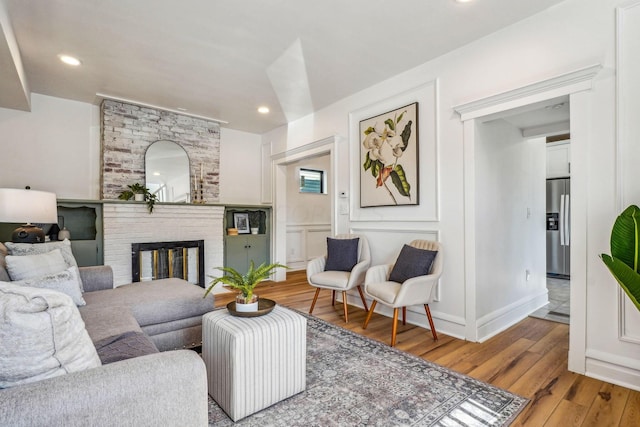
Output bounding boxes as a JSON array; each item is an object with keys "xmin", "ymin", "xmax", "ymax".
[{"xmin": 233, "ymin": 213, "xmax": 250, "ymax": 234}]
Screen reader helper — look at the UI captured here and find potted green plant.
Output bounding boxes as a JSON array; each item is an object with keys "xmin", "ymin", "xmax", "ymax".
[
  {"xmin": 204, "ymin": 261, "xmax": 288, "ymax": 312},
  {"xmin": 118, "ymin": 183, "xmax": 157, "ymax": 213},
  {"xmin": 600, "ymin": 204, "xmax": 640, "ymax": 312}
]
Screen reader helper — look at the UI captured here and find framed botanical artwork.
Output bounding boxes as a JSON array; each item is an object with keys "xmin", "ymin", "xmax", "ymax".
[
  {"xmin": 233, "ymin": 212, "xmax": 250, "ymax": 234},
  {"xmin": 359, "ymin": 102, "xmax": 419, "ymax": 207}
]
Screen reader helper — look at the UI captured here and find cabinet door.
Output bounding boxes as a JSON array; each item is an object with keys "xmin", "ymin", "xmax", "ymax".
[
  {"xmin": 246, "ymin": 235, "xmax": 269, "ymax": 267},
  {"xmin": 225, "ymin": 236, "xmax": 250, "ymax": 273},
  {"xmin": 546, "ymin": 142, "xmax": 571, "ymax": 178}
]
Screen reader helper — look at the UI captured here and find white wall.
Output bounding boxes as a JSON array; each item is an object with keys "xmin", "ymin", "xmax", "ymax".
[
  {"xmin": 475, "ymin": 120, "xmax": 547, "ymax": 337},
  {"xmin": 285, "ymin": 154, "xmax": 332, "ymax": 269},
  {"xmin": 0, "ymin": 93, "xmax": 100, "ymax": 199},
  {"xmin": 262, "ymin": 0, "xmax": 639, "ymax": 389},
  {"xmin": 219, "ymin": 127, "xmax": 264, "ymax": 205}
]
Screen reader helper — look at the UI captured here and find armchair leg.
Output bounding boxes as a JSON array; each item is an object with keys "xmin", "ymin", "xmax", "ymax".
[
  {"xmin": 391, "ymin": 308, "xmax": 399, "ymax": 347},
  {"xmin": 332, "ymin": 290, "xmax": 336, "ymax": 306},
  {"xmin": 402, "ymin": 307, "xmax": 406, "ymax": 325},
  {"xmin": 424, "ymin": 304, "xmax": 438, "ymax": 341},
  {"xmin": 309, "ymin": 288, "xmax": 321, "ymax": 314},
  {"xmin": 342, "ymin": 291, "xmax": 349, "ymax": 323},
  {"xmin": 363, "ymin": 300, "xmax": 377, "ymax": 329},
  {"xmin": 357, "ymin": 285, "xmax": 369, "ymax": 312}
]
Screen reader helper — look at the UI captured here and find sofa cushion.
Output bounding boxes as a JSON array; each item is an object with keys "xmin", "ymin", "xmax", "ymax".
[
  {"xmin": 5, "ymin": 240, "xmax": 83, "ymax": 290},
  {"xmin": 83, "ymin": 278, "xmax": 213, "ymax": 327},
  {"xmin": 5, "ymin": 248, "xmax": 68, "ymax": 281},
  {"xmin": 93, "ymin": 331, "xmax": 159, "ymax": 364},
  {"xmin": 0, "ymin": 282, "xmax": 101, "ymax": 389},
  {"xmin": 4, "ymin": 266, "xmax": 85, "ymax": 306}
]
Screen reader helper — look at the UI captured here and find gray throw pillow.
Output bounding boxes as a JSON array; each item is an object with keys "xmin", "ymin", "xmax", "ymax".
[
  {"xmin": 5, "ymin": 249, "xmax": 68, "ymax": 281},
  {"xmin": 0, "ymin": 282, "xmax": 101, "ymax": 389},
  {"xmin": 389, "ymin": 244, "xmax": 438, "ymax": 284},
  {"xmin": 4, "ymin": 266, "xmax": 86, "ymax": 306},
  {"xmin": 325, "ymin": 237, "xmax": 359, "ymax": 272}
]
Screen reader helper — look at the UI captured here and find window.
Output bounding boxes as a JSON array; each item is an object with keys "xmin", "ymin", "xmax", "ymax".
[{"xmin": 299, "ymin": 168, "xmax": 325, "ymax": 194}]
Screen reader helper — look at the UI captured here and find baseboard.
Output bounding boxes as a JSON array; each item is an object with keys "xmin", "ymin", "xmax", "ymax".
[
  {"xmin": 475, "ymin": 291, "xmax": 548, "ymax": 342},
  {"xmin": 585, "ymin": 350, "xmax": 640, "ymax": 392}
]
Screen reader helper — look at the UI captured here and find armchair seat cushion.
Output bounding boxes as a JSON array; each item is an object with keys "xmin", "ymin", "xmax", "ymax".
[
  {"xmin": 365, "ymin": 280, "xmax": 402, "ymax": 305},
  {"xmin": 309, "ymin": 271, "xmax": 351, "ymax": 289}
]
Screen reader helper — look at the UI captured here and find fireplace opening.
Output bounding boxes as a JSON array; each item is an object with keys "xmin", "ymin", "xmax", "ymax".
[{"xmin": 131, "ymin": 240, "xmax": 204, "ymax": 287}]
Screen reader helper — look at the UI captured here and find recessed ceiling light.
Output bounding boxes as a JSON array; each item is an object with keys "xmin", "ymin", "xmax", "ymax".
[
  {"xmin": 258, "ymin": 106, "xmax": 270, "ymax": 114},
  {"xmin": 153, "ymin": 172, "xmax": 161, "ymax": 176},
  {"xmin": 455, "ymin": 0, "xmax": 474, "ymax": 3},
  {"xmin": 58, "ymin": 54, "xmax": 82, "ymax": 66}
]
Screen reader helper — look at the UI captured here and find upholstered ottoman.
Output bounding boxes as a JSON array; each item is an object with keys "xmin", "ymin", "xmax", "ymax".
[{"xmin": 202, "ymin": 306, "xmax": 307, "ymax": 422}]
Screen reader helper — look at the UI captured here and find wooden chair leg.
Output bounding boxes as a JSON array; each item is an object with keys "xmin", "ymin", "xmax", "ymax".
[
  {"xmin": 424, "ymin": 304, "xmax": 438, "ymax": 341},
  {"xmin": 391, "ymin": 308, "xmax": 399, "ymax": 347},
  {"xmin": 332, "ymin": 290, "xmax": 336, "ymax": 306},
  {"xmin": 363, "ymin": 300, "xmax": 377, "ymax": 329},
  {"xmin": 357, "ymin": 285, "xmax": 369, "ymax": 312},
  {"xmin": 342, "ymin": 291, "xmax": 349, "ymax": 322},
  {"xmin": 309, "ymin": 288, "xmax": 321, "ymax": 314},
  {"xmin": 402, "ymin": 307, "xmax": 406, "ymax": 325}
]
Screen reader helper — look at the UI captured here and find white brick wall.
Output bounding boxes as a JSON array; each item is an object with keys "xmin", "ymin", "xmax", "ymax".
[
  {"xmin": 103, "ymin": 203, "xmax": 224, "ymax": 287},
  {"xmin": 101, "ymin": 100, "xmax": 220, "ymax": 202}
]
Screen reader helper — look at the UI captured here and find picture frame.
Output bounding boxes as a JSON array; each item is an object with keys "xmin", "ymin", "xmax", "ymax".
[
  {"xmin": 359, "ymin": 102, "xmax": 419, "ymax": 207},
  {"xmin": 233, "ymin": 213, "xmax": 250, "ymax": 234}
]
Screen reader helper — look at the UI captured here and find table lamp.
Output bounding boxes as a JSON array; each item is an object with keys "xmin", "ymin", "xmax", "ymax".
[{"xmin": 0, "ymin": 188, "xmax": 58, "ymax": 243}]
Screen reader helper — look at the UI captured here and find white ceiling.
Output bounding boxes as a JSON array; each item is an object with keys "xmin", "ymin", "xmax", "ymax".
[{"xmin": 1, "ymin": 0, "xmax": 568, "ymax": 134}]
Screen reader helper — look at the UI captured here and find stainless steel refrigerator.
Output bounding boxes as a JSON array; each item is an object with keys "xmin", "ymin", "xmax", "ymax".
[{"xmin": 546, "ymin": 178, "xmax": 570, "ymax": 277}]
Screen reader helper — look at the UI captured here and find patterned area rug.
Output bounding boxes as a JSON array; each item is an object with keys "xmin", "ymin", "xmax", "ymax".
[{"xmin": 207, "ymin": 312, "xmax": 528, "ymax": 426}]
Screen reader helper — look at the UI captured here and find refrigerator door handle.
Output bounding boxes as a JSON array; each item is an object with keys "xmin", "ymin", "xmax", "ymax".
[
  {"xmin": 559, "ymin": 194, "xmax": 565, "ymax": 246},
  {"xmin": 564, "ymin": 194, "xmax": 570, "ymax": 245}
]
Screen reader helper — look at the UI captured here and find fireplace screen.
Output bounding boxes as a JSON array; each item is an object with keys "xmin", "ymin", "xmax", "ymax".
[{"xmin": 131, "ymin": 240, "xmax": 204, "ymax": 287}]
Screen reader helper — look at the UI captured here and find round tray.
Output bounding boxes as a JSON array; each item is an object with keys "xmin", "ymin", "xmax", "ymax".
[{"xmin": 227, "ymin": 298, "xmax": 276, "ymax": 318}]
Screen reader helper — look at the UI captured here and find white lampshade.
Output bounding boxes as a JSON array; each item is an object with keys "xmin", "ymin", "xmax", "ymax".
[{"xmin": 0, "ymin": 188, "xmax": 58, "ymax": 224}]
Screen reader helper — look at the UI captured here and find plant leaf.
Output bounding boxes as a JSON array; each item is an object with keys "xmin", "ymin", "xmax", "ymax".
[
  {"xmin": 384, "ymin": 118, "xmax": 395, "ymax": 131},
  {"xmin": 363, "ymin": 126, "xmax": 375, "ymax": 135},
  {"xmin": 390, "ymin": 165, "xmax": 411, "ymax": 197},
  {"xmin": 601, "ymin": 254, "xmax": 640, "ymax": 311},
  {"xmin": 397, "ymin": 111, "xmax": 405, "ymax": 124},
  {"xmin": 371, "ymin": 159, "xmax": 383, "ymax": 179},
  {"xmin": 610, "ymin": 205, "xmax": 640, "ymax": 272},
  {"xmin": 363, "ymin": 152, "xmax": 372, "ymax": 171},
  {"xmin": 400, "ymin": 120, "xmax": 412, "ymax": 150}
]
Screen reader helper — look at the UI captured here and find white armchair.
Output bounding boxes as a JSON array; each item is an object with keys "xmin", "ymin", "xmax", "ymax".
[
  {"xmin": 307, "ymin": 234, "xmax": 370, "ymax": 322},
  {"xmin": 363, "ymin": 240, "xmax": 442, "ymax": 346}
]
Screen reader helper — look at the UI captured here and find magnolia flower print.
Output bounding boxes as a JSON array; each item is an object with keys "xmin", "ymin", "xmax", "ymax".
[{"xmin": 362, "ymin": 109, "xmax": 413, "ymax": 205}]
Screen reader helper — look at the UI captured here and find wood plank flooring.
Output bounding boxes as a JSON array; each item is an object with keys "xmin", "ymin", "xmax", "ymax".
[{"xmin": 213, "ymin": 270, "xmax": 639, "ymax": 426}]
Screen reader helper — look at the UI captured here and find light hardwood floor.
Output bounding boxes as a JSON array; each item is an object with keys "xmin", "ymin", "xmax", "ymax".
[{"xmin": 213, "ymin": 270, "xmax": 640, "ymax": 426}]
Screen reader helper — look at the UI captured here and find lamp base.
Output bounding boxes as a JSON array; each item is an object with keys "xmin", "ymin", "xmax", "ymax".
[{"xmin": 12, "ymin": 224, "xmax": 46, "ymax": 243}]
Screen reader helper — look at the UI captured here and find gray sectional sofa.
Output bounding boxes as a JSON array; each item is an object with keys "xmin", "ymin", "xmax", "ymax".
[{"xmin": 0, "ymin": 243, "xmax": 214, "ymax": 426}]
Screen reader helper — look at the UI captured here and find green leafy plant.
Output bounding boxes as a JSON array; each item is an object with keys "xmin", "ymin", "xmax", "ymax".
[
  {"xmin": 204, "ymin": 261, "xmax": 288, "ymax": 301},
  {"xmin": 118, "ymin": 183, "xmax": 157, "ymax": 213},
  {"xmin": 362, "ymin": 109, "xmax": 413, "ymax": 205},
  {"xmin": 600, "ymin": 205, "xmax": 640, "ymax": 311}
]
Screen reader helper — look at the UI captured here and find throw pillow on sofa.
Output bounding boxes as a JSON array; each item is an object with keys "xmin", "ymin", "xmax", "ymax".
[
  {"xmin": 0, "ymin": 282, "xmax": 101, "ymax": 389},
  {"xmin": 2, "ymin": 266, "xmax": 86, "ymax": 306},
  {"xmin": 5, "ymin": 248, "xmax": 68, "ymax": 281},
  {"xmin": 5, "ymin": 240, "xmax": 84, "ymax": 290}
]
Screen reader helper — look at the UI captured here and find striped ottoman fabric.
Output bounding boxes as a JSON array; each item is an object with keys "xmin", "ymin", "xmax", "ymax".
[{"xmin": 202, "ymin": 306, "xmax": 307, "ymax": 422}]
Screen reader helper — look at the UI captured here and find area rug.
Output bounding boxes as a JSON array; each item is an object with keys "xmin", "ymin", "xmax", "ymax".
[{"xmin": 207, "ymin": 312, "xmax": 528, "ymax": 426}]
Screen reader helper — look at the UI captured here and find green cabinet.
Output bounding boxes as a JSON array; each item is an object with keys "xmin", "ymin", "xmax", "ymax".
[
  {"xmin": 57, "ymin": 202, "xmax": 103, "ymax": 267},
  {"xmin": 223, "ymin": 206, "xmax": 271, "ymax": 272}
]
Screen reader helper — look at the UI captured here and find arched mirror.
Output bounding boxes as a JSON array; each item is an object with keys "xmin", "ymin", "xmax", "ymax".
[{"xmin": 145, "ymin": 140, "xmax": 190, "ymax": 203}]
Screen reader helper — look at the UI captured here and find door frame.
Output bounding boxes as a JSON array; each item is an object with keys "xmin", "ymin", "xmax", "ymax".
[{"xmin": 454, "ymin": 64, "xmax": 601, "ymax": 373}]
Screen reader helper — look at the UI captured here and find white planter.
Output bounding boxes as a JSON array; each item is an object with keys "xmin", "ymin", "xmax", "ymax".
[
  {"xmin": 235, "ymin": 295, "xmax": 259, "ymax": 312},
  {"xmin": 134, "ymin": 194, "xmax": 145, "ymax": 201}
]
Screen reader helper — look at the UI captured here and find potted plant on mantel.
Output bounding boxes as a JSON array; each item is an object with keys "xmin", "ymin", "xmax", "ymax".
[
  {"xmin": 118, "ymin": 183, "xmax": 157, "ymax": 213},
  {"xmin": 204, "ymin": 261, "xmax": 288, "ymax": 312}
]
